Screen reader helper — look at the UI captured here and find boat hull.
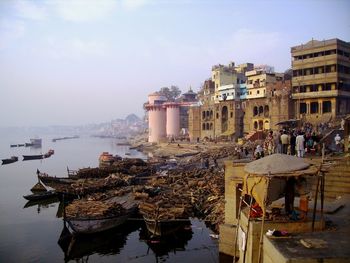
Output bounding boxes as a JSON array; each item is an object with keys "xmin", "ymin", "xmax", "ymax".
[
  {"xmin": 67, "ymin": 214, "xmax": 130, "ymax": 234},
  {"xmin": 144, "ymin": 216, "xmax": 190, "ymax": 237},
  {"xmin": 23, "ymin": 155, "xmax": 43, "ymax": 160},
  {"xmin": 2, "ymin": 157, "xmax": 18, "ymax": 165},
  {"xmin": 23, "ymin": 191, "xmax": 57, "ymax": 201}
]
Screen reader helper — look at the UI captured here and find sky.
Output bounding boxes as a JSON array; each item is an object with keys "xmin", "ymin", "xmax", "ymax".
[{"xmin": 0, "ymin": 0, "xmax": 349, "ymax": 127}]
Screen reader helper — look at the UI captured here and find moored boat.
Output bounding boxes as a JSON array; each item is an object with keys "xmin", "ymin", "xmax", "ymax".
[
  {"xmin": 43, "ymin": 149, "xmax": 55, "ymax": 158},
  {"xmin": 65, "ymin": 193, "xmax": 138, "ymax": 234},
  {"xmin": 139, "ymin": 202, "xmax": 191, "ymax": 237},
  {"xmin": 23, "ymin": 154, "xmax": 43, "ymax": 160},
  {"xmin": 23, "ymin": 190, "xmax": 57, "ymax": 201},
  {"xmin": 2, "ymin": 156, "xmax": 19, "ymax": 165}
]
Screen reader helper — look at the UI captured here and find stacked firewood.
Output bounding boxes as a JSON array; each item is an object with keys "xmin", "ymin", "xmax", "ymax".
[
  {"xmin": 54, "ymin": 173, "xmax": 133, "ymax": 196},
  {"xmin": 66, "ymin": 199, "xmax": 125, "ymax": 219}
]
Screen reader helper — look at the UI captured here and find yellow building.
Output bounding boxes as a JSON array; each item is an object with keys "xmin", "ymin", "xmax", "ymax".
[{"xmin": 291, "ymin": 38, "xmax": 350, "ymax": 124}]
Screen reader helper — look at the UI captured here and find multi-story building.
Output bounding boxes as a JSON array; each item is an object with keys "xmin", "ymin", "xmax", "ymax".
[
  {"xmin": 291, "ymin": 38, "xmax": 350, "ymax": 124},
  {"xmin": 243, "ymin": 68, "xmax": 293, "ymax": 132}
]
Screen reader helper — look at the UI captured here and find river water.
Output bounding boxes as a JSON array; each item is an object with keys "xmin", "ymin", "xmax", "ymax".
[{"xmin": 0, "ymin": 133, "xmax": 219, "ymax": 262}]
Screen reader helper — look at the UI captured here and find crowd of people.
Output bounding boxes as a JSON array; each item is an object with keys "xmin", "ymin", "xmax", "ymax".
[{"xmin": 254, "ymin": 123, "xmax": 328, "ymax": 159}]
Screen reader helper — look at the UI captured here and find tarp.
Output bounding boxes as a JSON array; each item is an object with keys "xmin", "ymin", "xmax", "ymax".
[{"xmin": 244, "ymin": 154, "xmax": 310, "ymax": 175}]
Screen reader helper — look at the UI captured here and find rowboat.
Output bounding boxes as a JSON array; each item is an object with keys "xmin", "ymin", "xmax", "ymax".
[
  {"xmin": 65, "ymin": 193, "xmax": 138, "ymax": 234},
  {"xmin": 23, "ymin": 190, "xmax": 57, "ymax": 201},
  {"xmin": 2, "ymin": 156, "xmax": 18, "ymax": 165},
  {"xmin": 23, "ymin": 154, "xmax": 43, "ymax": 160}
]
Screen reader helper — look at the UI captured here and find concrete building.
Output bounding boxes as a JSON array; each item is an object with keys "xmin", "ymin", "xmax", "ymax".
[
  {"xmin": 291, "ymin": 38, "xmax": 350, "ymax": 124},
  {"xmin": 146, "ymin": 89, "xmax": 198, "ymax": 143}
]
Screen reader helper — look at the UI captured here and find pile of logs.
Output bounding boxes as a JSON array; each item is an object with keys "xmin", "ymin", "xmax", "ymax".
[
  {"xmin": 54, "ymin": 173, "xmax": 133, "ymax": 196},
  {"xmin": 66, "ymin": 199, "xmax": 125, "ymax": 219}
]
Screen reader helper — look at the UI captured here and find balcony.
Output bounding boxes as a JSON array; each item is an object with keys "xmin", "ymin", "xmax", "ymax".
[
  {"xmin": 292, "ymin": 54, "xmax": 339, "ymax": 67},
  {"xmin": 292, "ymin": 72, "xmax": 337, "ymax": 84},
  {"xmin": 292, "ymin": 90, "xmax": 339, "ymax": 99}
]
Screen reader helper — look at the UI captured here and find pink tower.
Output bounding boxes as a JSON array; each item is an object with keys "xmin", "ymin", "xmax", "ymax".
[
  {"xmin": 164, "ymin": 102, "xmax": 180, "ymax": 138},
  {"xmin": 145, "ymin": 92, "xmax": 167, "ymax": 143}
]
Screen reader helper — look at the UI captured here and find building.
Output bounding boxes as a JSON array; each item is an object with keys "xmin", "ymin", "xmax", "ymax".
[
  {"xmin": 291, "ymin": 38, "xmax": 350, "ymax": 124},
  {"xmin": 145, "ymin": 89, "xmax": 198, "ymax": 143},
  {"xmin": 243, "ymin": 69, "xmax": 293, "ymax": 133}
]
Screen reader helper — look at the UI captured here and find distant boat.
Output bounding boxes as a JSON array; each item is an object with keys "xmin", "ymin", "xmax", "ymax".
[
  {"xmin": 10, "ymin": 144, "xmax": 18, "ymax": 148},
  {"xmin": 43, "ymin": 149, "xmax": 55, "ymax": 158},
  {"xmin": 23, "ymin": 190, "xmax": 57, "ymax": 201},
  {"xmin": 2, "ymin": 156, "xmax": 18, "ymax": 165},
  {"xmin": 23, "ymin": 154, "xmax": 43, "ymax": 161}
]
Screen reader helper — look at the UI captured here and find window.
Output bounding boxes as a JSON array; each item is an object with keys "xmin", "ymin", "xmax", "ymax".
[
  {"xmin": 257, "ymin": 90, "xmax": 260, "ymax": 95},
  {"xmin": 202, "ymin": 123, "xmax": 206, "ymax": 130},
  {"xmin": 300, "ymin": 103, "xmax": 307, "ymax": 114},
  {"xmin": 322, "ymin": 101, "xmax": 332, "ymax": 113},
  {"xmin": 310, "ymin": 102, "xmax": 319, "ymax": 114},
  {"xmin": 230, "ymin": 112, "xmax": 233, "ymax": 118},
  {"xmin": 253, "ymin": 106, "xmax": 258, "ymax": 116}
]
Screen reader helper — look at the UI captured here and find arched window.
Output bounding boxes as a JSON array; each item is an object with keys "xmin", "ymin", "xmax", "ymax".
[
  {"xmin": 254, "ymin": 121, "xmax": 258, "ymax": 130},
  {"xmin": 202, "ymin": 111, "xmax": 206, "ymax": 120},
  {"xmin": 206, "ymin": 123, "xmax": 210, "ymax": 130},
  {"xmin": 264, "ymin": 105, "xmax": 269, "ymax": 117},
  {"xmin": 258, "ymin": 120, "xmax": 263, "ymax": 130},
  {"xmin": 210, "ymin": 110, "xmax": 213, "ymax": 119},
  {"xmin": 253, "ymin": 106, "xmax": 258, "ymax": 116},
  {"xmin": 202, "ymin": 123, "xmax": 206, "ymax": 130},
  {"xmin": 210, "ymin": 123, "xmax": 213, "ymax": 130},
  {"xmin": 206, "ymin": 111, "xmax": 210, "ymax": 117},
  {"xmin": 259, "ymin": 106, "xmax": 263, "ymax": 115}
]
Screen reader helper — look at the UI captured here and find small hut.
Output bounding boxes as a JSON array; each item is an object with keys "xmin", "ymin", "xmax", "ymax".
[{"xmin": 234, "ymin": 154, "xmax": 324, "ymax": 263}]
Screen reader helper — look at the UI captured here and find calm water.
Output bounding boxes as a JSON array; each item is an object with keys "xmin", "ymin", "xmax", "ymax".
[{"xmin": 0, "ymin": 133, "xmax": 219, "ymax": 262}]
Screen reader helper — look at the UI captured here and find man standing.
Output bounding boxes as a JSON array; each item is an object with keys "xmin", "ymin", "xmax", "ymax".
[
  {"xmin": 296, "ymin": 132, "xmax": 305, "ymax": 158},
  {"xmin": 290, "ymin": 131, "xmax": 296, "ymax": 156},
  {"xmin": 281, "ymin": 130, "xmax": 289, "ymax": 154}
]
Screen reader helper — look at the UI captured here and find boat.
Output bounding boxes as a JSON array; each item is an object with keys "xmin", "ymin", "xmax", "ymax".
[
  {"xmin": 23, "ymin": 190, "xmax": 57, "ymax": 201},
  {"xmin": 23, "ymin": 154, "xmax": 43, "ymax": 160},
  {"xmin": 139, "ymin": 202, "xmax": 191, "ymax": 236},
  {"xmin": 30, "ymin": 138, "xmax": 42, "ymax": 146},
  {"xmin": 2, "ymin": 156, "xmax": 18, "ymax": 165},
  {"xmin": 98, "ymin": 152, "xmax": 122, "ymax": 168},
  {"xmin": 52, "ymin": 135, "xmax": 79, "ymax": 142},
  {"xmin": 38, "ymin": 172, "xmax": 76, "ymax": 187},
  {"xmin": 65, "ymin": 193, "xmax": 138, "ymax": 234},
  {"xmin": 43, "ymin": 149, "xmax": 55, "ymax": 158},
  {"xmin": 10, "ymin": 144, "xmax": 18, "ymax": 147}
]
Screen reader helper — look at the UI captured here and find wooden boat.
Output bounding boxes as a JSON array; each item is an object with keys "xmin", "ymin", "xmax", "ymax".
[
  {"xmin": 139, "ymin": 202, "xmax": 190, "ymax": 236},
  {"xmin": 38, "ymin": 173, "xmax": 76, "ymax": 187},
  {"xmin": 10, "ymin": 144, "xmax": 18, "ymax": 147},
  {"xmin": 143, "ymin": 215, "xmax": 190, "ymax": 237},
  {"xmin": 2, "ymin": 156, "xmax": 18, "ymax": 165},
  {"xmin": 43, "ymin": 149, "xmax": 55, "ymax": 158},
  {"xmin": 23, "ymin": 154, "xmax": 43, "ymax": 160},
  {"xmin": 23, "ymin": 190, "xmax": 57, "ymax": 201},
  {"xmin": 65, "ymin": 194, "xmax": 138, "ymax": 234}
]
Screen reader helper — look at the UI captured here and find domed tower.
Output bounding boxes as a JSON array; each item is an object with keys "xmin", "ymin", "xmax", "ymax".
[
  {"xmin": 164, "ymin": 102, "xmax": 180, "ymax": 138},
  {"xmin": 145, "ymin": 92, "xmax": 167, "ymax": 143}
]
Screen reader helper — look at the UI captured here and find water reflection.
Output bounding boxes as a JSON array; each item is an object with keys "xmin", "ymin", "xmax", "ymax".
[
  {"xmin": 139, "ymin": 222, "xmax": 193, "ymax": 259},
  {"xmin": 23, "ymin": 197, "xmax": 59, "ymax": 213},
  {"xmin": 58, "ymin": 220, "xmax": 142, "ymax": 262}
]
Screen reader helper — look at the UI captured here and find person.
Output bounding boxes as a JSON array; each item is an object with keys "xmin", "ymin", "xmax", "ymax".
[
  {"xmin": 340, "ymin": 118, "xmax": 345, "ymax": 130},
  {"xmin": 290, "ymin": 131, "xmax": 296, "ymax": 156},
  {"xmin": 334, "ymin": 133, "xmax": 341, "ymax": 152},
  {"xmin": 296, "ymin": 132, "xmax": 305, "ymax": 158},
  {"xmin": 274, "ymin": 131, "xmax": 282, "ymax": 153},
  {"xmin": 285, "ymin": 177, "xmax": 296, "ymax": 215},
  {"xmin": 281, "ymin": 130, "xmax": 289, "ymax": 154},
  {"xmin": 254, "ymin": 145, "xmax": 264, "ymax": 159},
  {"xmin": 264, "ymin": 131, "xmax": 275, "ymax": 155}
]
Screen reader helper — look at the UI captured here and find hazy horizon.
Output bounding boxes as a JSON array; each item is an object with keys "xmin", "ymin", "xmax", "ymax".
[{"xmin": 1, "ymin": 0, "xmax": 349, "ymax": 127}]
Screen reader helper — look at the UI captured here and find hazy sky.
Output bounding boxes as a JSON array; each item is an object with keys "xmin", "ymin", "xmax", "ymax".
[{"xmin": 1, "ymin": 0, "xmax": 349, "ymax": 127}]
